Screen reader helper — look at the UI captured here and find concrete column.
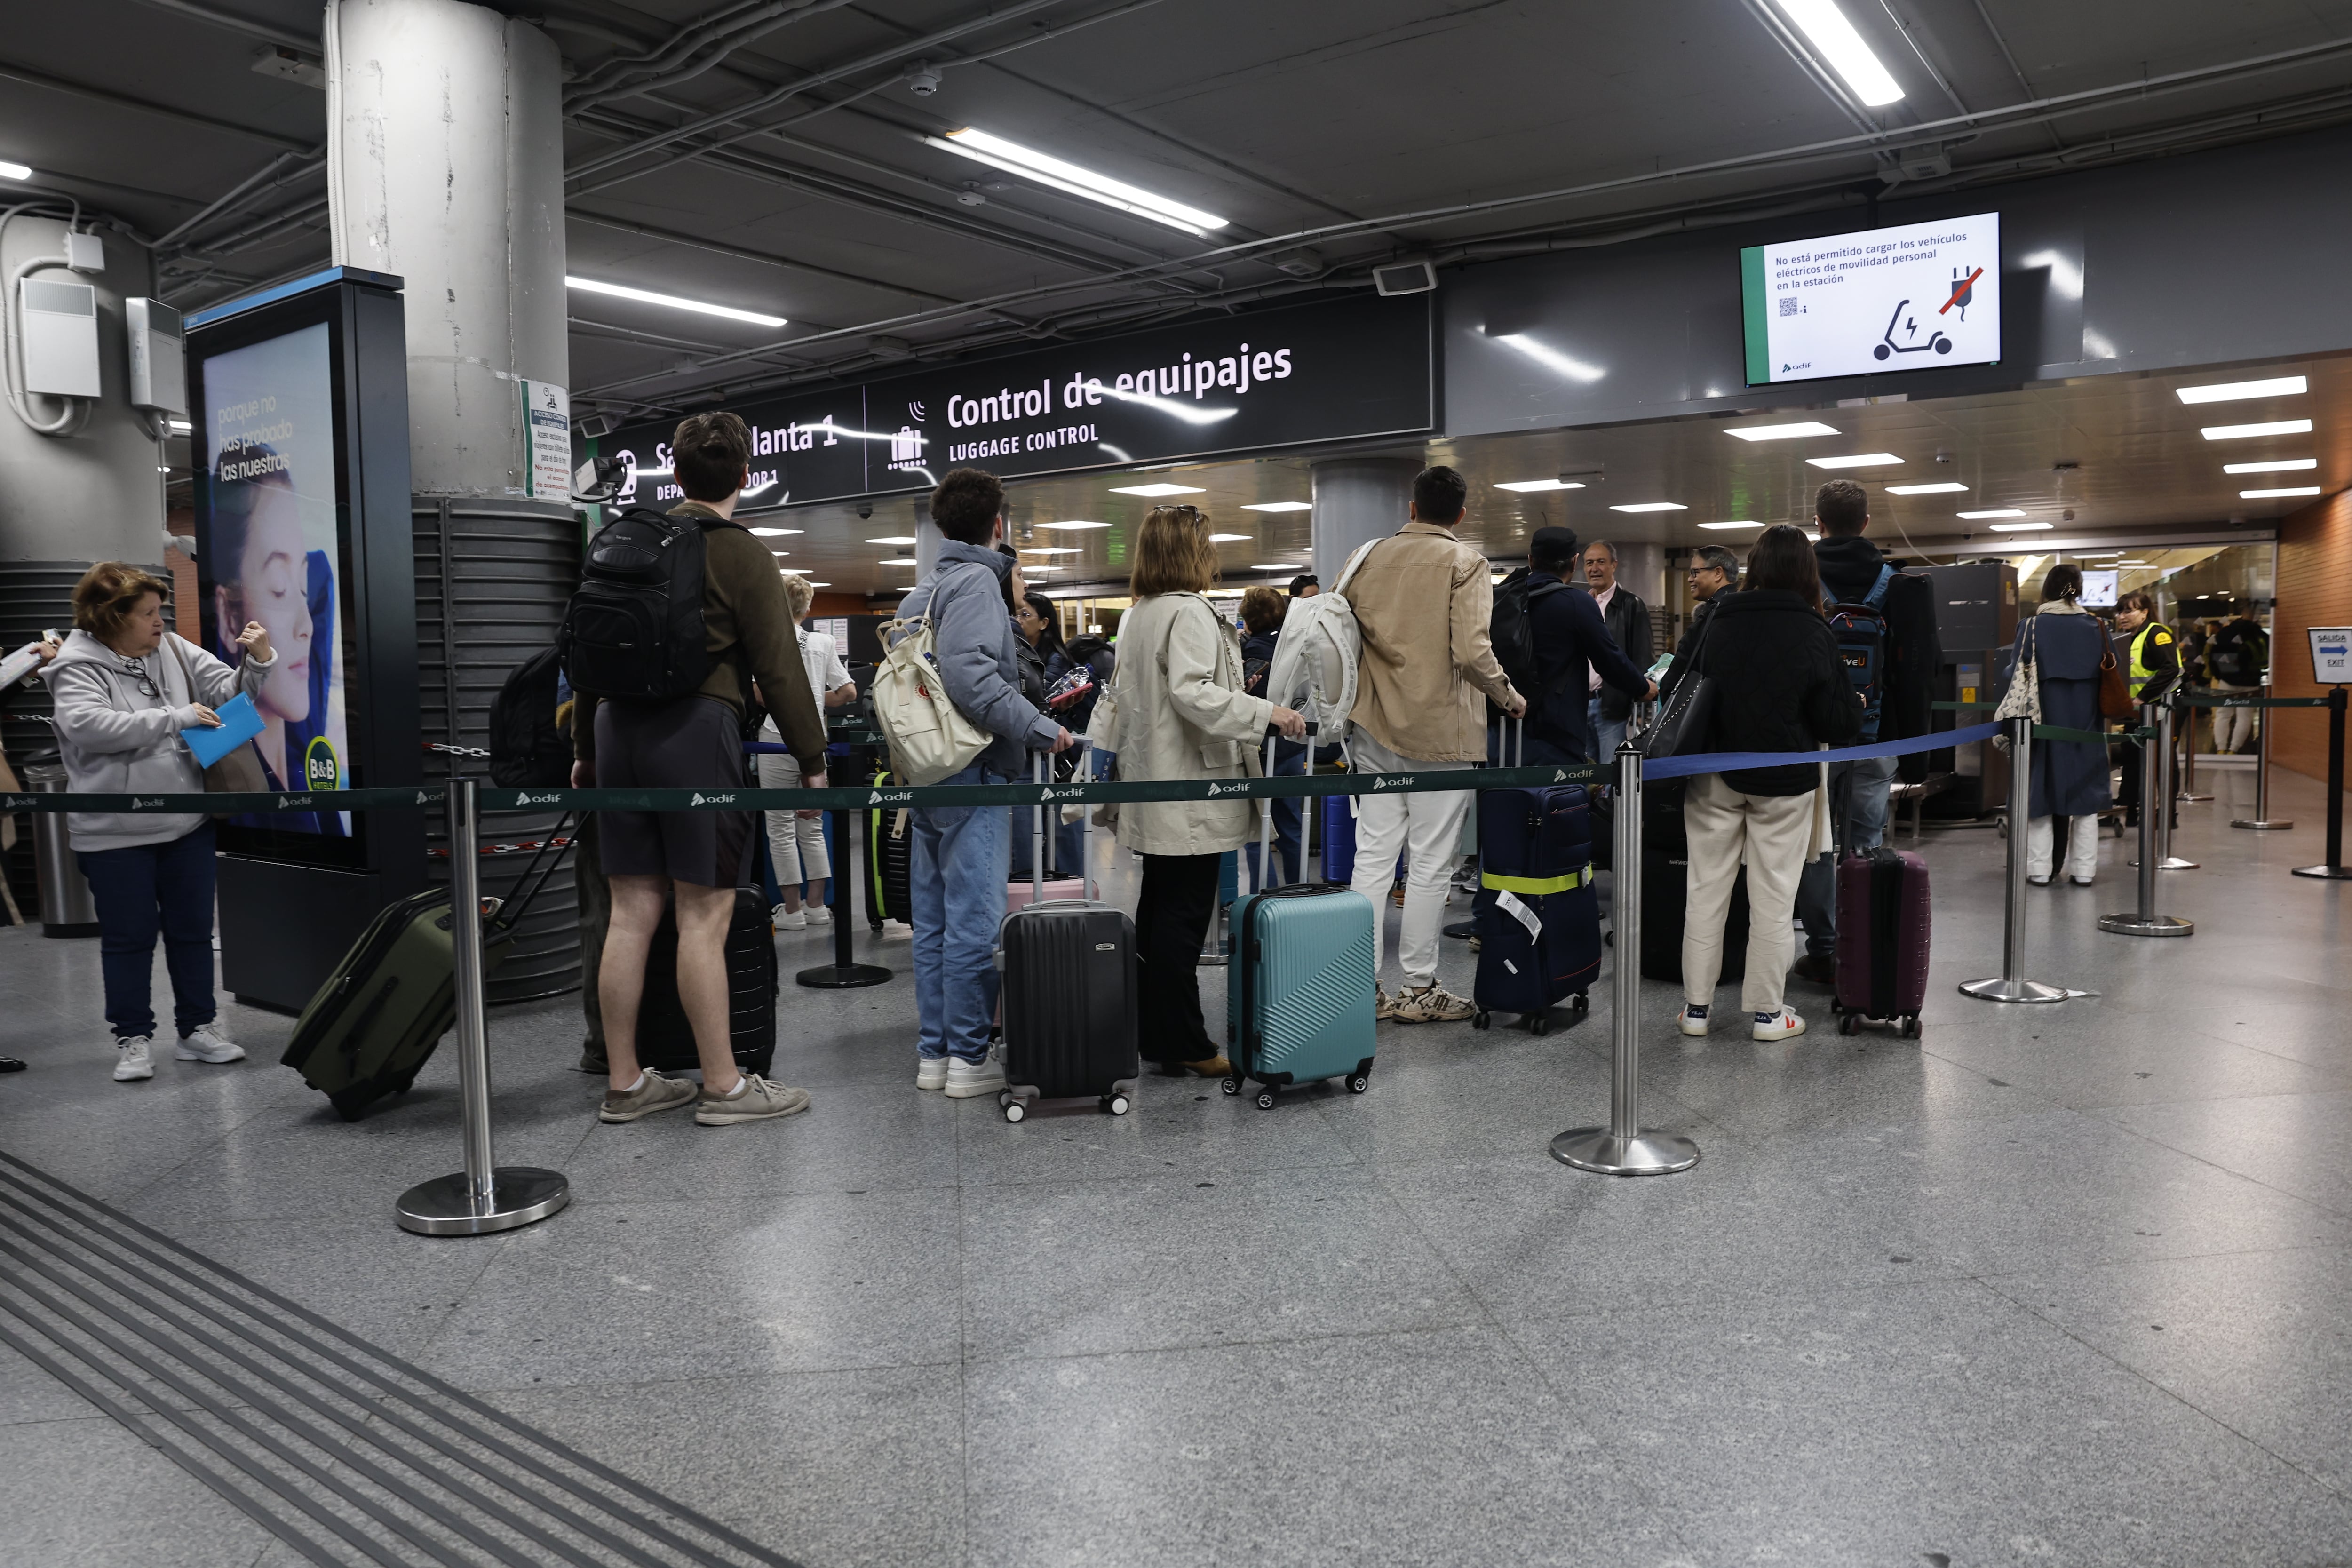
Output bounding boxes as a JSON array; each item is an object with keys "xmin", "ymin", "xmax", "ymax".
[
  {"xmin": 1309, "ymin": 458, "xmax": 1418, "ymax": 587},
  {"xmin": 325, "ymin": 0, "xmax": 568, "ymax": 498}
]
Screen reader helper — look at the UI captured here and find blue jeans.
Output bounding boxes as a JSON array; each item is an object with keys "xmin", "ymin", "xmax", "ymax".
[
  {"xmin": 1587, "ymin": 697, "xmax": 1627, "ymax": 764},
  {"xmin": 909, "ymin": 762, "xmax": 1010, "ymax": 1063},
  {"xmin": 1796, "ymin": 755, "xmax": 1897, "ymax": 958},
  {"xmin": 77, "ymin": 824, "xmax": 218, "ymax": 1040}
]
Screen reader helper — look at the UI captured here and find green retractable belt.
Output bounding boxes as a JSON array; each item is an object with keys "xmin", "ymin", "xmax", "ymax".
[{"xmin": 1482, "ymin": 866, "xmax": 1594, "ymax": 897}]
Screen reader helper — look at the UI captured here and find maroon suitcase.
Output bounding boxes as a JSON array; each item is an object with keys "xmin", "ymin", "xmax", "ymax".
[{"xmin": 1832, "ymin": 845, "xmax": 1930, "ymax": 1037}]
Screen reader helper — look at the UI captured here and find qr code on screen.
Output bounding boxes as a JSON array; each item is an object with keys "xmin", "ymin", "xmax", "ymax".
[{"xmin": 1778, "ymin": 295, "xmax": 1799, "ymax": 318}]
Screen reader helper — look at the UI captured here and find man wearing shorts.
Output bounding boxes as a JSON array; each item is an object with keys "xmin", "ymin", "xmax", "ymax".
[{"xmin": 572, "ymin": 411, "xmax": 830, "ymax": 1127}]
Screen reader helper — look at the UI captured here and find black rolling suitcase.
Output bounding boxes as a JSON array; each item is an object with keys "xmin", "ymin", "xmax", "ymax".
[
  {"xmin": 1637, "ymin": 846, "xmax": 1749, "ymax": 985},
  {"xmin": 633, "ymin": 887, "xmax": 779, "ymax": 1077},
  {"xmin": 995, "ymin": 743, "xmax": 1138, "ymax": 1122},
  {"xmin": 866, "ymin": 766, "xmax": 913, "ymax": 930},
  {"xmin": 283, "ymin": 819, "xmax": 574, "ymax": 1121}
]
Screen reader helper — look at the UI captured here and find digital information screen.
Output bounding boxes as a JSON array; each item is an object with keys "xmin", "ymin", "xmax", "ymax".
[
  {"xmin": 2080, "ymin": 569, "xmax": 2119, "ymax": 609},
  {"xmin": 1742, "ymin": 213, "xmax": 2001, "ymax": 385},
  {"xmin": 198, "ymin": 322, "xmax": 354, "ymax": 838}
]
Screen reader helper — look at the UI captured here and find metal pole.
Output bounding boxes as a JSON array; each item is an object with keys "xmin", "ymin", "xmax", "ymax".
[
  {"xmin": 2293, "ymin": 688, "xmax": 2352, "ymax": 879},
  {"xmin": 1552, "ymin": 742, "xmax": 1698, "ymax": 1176},
  {"xmin": 1960, "ymin": 716, "xmax": 2070, "ymax": 1002},
  {"xmin": 2232, "ymin": 692, "xmax": 2291, "ymax": 830},
  {"xmin": 2145, "ymin": 702, "xmax": 2198, "ymax": 870},
  {"xmin": 2102, "ymin": 708, "xmax": 2195, "ymax": 936},
  {"xmin": 2176, "ymin": 704, "xmax": 2211, "ymax": 801},
  {"xmin": 798, "ymin": 779, "xmax": 893, "ymax": 987},
  {"xmin": 397, "ymin": 778, "xmax": 571, "ymax": 1235}
]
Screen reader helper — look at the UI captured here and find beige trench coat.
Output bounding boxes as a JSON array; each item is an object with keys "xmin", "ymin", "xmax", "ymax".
[{"xmin": 1104, "ymin": 592, "xmax": 1276, "ymax": 858}]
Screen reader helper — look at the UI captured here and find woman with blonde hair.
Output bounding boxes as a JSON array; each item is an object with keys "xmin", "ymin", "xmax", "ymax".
[
  {"xmin": 1103, "ymin": 505, "xmax": 1305, "ymax": 1075},
  {"xmin": 758, "ymin": 573, "xmax": 855, "ymax": 927}
]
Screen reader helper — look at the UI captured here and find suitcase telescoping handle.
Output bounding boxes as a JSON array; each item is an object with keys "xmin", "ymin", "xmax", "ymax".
[
  {"xmin": 1032, "ymin": 738, "xmax": 1095, "ymax": 900},
  {"xmin": 1257, "ymin": 718, "xmax": 1319, "ymax": 892}
]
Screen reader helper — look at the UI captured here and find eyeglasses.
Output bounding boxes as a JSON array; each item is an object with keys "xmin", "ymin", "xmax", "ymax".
[{"xmin": 117, "ymin": 656, "xmax": 158, "ymax": 700}]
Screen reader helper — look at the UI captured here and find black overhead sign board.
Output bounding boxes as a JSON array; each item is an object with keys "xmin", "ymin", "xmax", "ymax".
[{"xmin": 599, "ymin": 293, "xmax": 1432, "ymax": 509}]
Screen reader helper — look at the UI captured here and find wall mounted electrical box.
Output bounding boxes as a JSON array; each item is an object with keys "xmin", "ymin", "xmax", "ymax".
[
  {"xmin": 21, "ymin": 278, "xmax": 100, "ymax": 398},
  {"xmin": 126, "ymin": 297, "xmax": 187, "ymax": 414}
]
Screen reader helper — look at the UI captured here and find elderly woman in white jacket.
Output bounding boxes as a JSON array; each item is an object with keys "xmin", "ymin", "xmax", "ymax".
[{"xmin": 1106, "ymin": 505, "xmax": 1305, "ymax": 1076}]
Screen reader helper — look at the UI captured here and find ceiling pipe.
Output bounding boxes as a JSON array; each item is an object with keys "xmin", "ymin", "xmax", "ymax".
[{"xmin": 566, "ymin": 0, "xmax": 861, "ymax": 112}]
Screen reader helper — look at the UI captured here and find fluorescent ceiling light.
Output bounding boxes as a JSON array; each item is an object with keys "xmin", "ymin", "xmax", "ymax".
[
  {"xmin": 1494, "ymin": 479, "xmax": 1586, "ymax": 493},
  {"xmin": 1251, "ymin": 563, "xmax": 1307, "ymax": 571},
  {"xmin": 1610, "ymin": 501, "xmax": 1686, "ymax": 513},
  {"xmin": 2118, "ymin": 561, "xmax": 2150, "ymax": 566},
  {"xmin": 2176, "ymin": 374, "xmax": 2306, "ymax": 404},
  {"xmin": 879, "ymin": 557, "xmax": 920, "ymax": 565},
  {"xmin": 565, "ymin": 276, "xmax": 786, "ymax": 328},
  {"xmin": 1041, "ymin": 519, "xmax": 1112, "ymax": 530},
  {"xmin": 806, "ymin": 582, "xmax": 829, "ymax": 587},
  {"xmin": 2201, "ymin": 418, "xmax": 2312, "ymax": 440},
  {"xmin": 0, "ymin": 160, "xmax": 29, "ymax": 182},
  {"xmin": 1957, "ymin": 509, "xmax": 2025, "ymax": 519},
  {"xmin": 747, "ymin": 526, "xmax": 801, "ymax": 536},
  {"xmin": 1986, "ymin": 521, "xmax": 2054, "ymax": 532},
  {"xmin": 1697, "ymin": 521, "xmax": 1764, "ymax": 530},
  {"xmin": 1207, "ymin": 533, "xmax": 1250, "ymax": 542},
  {"xmin": 1020, "ymin": 546, "xmax": 1081, "ymax": 554},
  {"xmin": 1108, "ymin": 483, "xmax": 1204, "ymax": 497},
  {"xmin": 867, "ymin": 535, "xmax": 917, "ymax": 545},
  {"xmin": 1806, "ymin": 452, "xmax": 1903, "ymax": 469},
  {"xmin": 2241, "ymin": 486, "xmax": 2322, "ymax": 499},
  {"xmin": 1725, "ymin": 421, "xmax": 1838, "ymax": 441},
  {"xmin": 1493, "ymin": 333, "xmax": 1604, "ymax": 383},
  {"xmin": 1772, "ymin": 0, "xmax": 1905, "ymax": 105},
  {"xmin": 1885, "ymin": 482, "xmax": 1968, "ymax": 495},
  {"xmin": 1240, "ymin": 501, "xmax": 1311, "ymax": 512},
  {"xmin": 930, "ymin": 127, "xmax": 1227, "ymax": 236},
  {"xmin": 2223, "ymin": 458, "xmax": 2317, "ymax": 474}
]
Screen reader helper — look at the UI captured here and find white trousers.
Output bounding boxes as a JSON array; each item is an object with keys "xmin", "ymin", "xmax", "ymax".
[
  {"xmin": 757, "ymin": 750, "xmax": 830, "ymax": 887},
  {"xmin": 2026, "ymin": 815, "xmax": 2101, "ymax": 882},
  {"xmin": 1346, "ymin": 728, "xmax": 1474, "ymax": 991},
  {"xmin": 2212, "ymin": 689, "xmax": 2258, "ymax": 753},
  {"xmin": 1682, "ymin": 772, "xmax": 1815, "ymax": 1015}
]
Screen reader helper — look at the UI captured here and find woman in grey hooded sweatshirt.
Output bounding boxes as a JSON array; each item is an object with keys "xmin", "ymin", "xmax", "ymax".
[{"xmin": 48, "ymin": 563, "xmax": 276, "ymax": 1083}]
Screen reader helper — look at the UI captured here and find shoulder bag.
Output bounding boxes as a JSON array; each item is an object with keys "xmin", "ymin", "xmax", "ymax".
[
  {"xmin": 169, "ymin": 637, "xmax": 270, "ymax": 809},
  {"xmin": 1995, "ymin": 620, "xmax": 2042, "ymax": 725},
  {"xmin": 2096, "ymin": 635, "xmax": 2135, "ymax": 721},
  {"xmin": 1637, "ymin": 608, "xmax": 1718, "ymax": 765}
]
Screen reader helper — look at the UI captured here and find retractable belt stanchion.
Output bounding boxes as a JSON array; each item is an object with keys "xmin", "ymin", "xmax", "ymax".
[
  {"xmin": 1552, "ymin": 741, "xmax": 1699, "ymax": 1177},
  {"xmin": 1959, "ymin": 715, "xmax": 2071, "ymax": 1003},
  {"xmin": 799, "ymin": 795, "xmax": 892, "ymax": 988},
  {"xmin": 2292, "ymin": 687, "xmax": 2352, "ymax": 880},
  {"xmin": 2102, "ymin": 707, "xmax": 2195, "ymax": 936},
  {"xmin": 2136, "ymin": 700, "xmax": 2199, "ymax": 871},
  {"xmin": 2175, "ymin": 695, "xmax": 2211, "ymax": 803},
  {"xmin": 2232, "ymin": 689, "xmax": 2292, "ymax": 831},
  {"xmin": 397, "ymin": 778, "xmax": 571, "ymax": 1236}
]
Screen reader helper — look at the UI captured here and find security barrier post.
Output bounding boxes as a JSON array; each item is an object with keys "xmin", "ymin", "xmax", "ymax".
[
  {"xmin": 799, "ymin": 803, "xmax": 893, "ymax": 988},
  {"xmin": 2140, "ymin": 702, "xmax": 2199, "ymax": 871},
  {"xmin": 2102, "ymin": 708, "xmax": 2195, "ymax": 936},
  {"xmin": 2292, "ymin": 687, "xmax": 2352, "ymax": 880},
  {"xmin": 2231, "ymin": 691, "xmax": 2291, "ymax": 830},
  {"xmin": 397, "ymin": 778, "xmax": 572, "ymax": 1235},
  {"xmin": 2175, "ymin": 695, "xmax": 2211, "ymax": 802},
  {"xmin": 1552, "ymin": 741, "xmax": 1699, "ymax": 1176},
  {"xmin": 1960, "ymin": 716, "xmax": 2070, "ymax": 1003}
]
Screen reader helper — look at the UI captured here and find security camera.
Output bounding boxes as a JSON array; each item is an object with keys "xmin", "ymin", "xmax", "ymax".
[
  {"xmin": 856, "ymin": 501, "xmax": 874, "ymax": 520},
  {"xmin": 907, "ymin": 62, "xmax": 940, "ymax": 96}
]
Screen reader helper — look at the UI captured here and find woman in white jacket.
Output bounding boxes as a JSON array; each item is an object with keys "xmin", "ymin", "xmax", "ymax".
[
  {"xmin": 1107, "ymin": 506, "xmax": 1304, "ymax": 1076},
  {"xmin": 48, "ymin": 563, "xmax": 275, "ymax": 1083}
]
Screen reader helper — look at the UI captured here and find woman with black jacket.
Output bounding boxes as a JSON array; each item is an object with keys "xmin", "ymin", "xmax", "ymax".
[{"xmin": 1679, "ymin": 524, "xmax": 1862, "ymax": 1043}]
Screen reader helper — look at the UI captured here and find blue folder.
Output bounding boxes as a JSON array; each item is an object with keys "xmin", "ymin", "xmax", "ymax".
[{"xmin": 183, "ymin": 692, "xmax": 264, "ymax": 769}]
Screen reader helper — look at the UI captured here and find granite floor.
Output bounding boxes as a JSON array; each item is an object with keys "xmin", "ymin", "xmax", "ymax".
[{"xmin": 2, "ymin": 763, "xmax": 2350, "ymax": 1568}]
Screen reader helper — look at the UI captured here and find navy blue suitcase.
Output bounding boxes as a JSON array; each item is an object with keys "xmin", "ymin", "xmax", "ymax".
[{"xmin": 1470, "ymin": 723, "xmax": 1600, "ymax": 1034}]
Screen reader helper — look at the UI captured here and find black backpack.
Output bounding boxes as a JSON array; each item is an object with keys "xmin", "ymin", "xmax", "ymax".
[
  {"xmin": 486, "ymin": 648, "xmax": 573, "ymax": 788},
  {"xmin": 558, "ymin": 505, "xmax": 729, "ymax": 702},
  {"xmin": 1489, "ymin": 570, "xmax": 1572, "ymax": 697}
]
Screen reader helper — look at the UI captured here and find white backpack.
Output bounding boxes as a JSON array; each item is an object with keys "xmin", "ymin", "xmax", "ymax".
[
  {"xmin": 873, "ymin": 609, "xmax": 993, "ymax": 786},
  {"xmin": 1263, "ymin": 537, "xmax": 1379, "ymax": 747}
]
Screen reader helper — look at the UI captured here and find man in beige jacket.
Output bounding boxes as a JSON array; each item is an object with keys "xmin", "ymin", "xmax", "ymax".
[{"xmin": 1343, "ymin": 466, "xmax": 1523, "ymax": 1023}]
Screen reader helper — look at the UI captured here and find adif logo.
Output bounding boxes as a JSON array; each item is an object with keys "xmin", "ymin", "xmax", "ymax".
[
  {"xmin": 134, "ymin": 796, "xmax": 166, "ymax": 808},
  {"xmin": 869, "ymin": 789, "xmax": 913, "ymax": 804},
  {"xmin": 1040, "ymin": 786, "xmax": 1081, "ymax": 801},
  {"xmin": 1373, "ymin": 775, "xmax": 1416, "ymax": 791},
  {"xmin": 515, "ymin": 791, "xmax": 559, "ymax": 805},
  {"xmin": 689, "ymin": 792, "xmax": 737, "ymax": 807},
  {"xmin": 1552, "ymin": 769, "xmax": 1568, "ymax": 782},
  {"xmin": 276, "ymin": 795, "xmax": 313, "ymax": 809},
  {"xmin": 1205, "ymin": 781, "xmax": 1248, "ymax": 797}
]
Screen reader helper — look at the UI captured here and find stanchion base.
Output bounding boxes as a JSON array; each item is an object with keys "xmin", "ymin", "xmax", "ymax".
[
  {"xmin": 795, "ymin": 963, "xmax": 893, "ymax": 989},
  {"xmin": 2128, "ymin": 856, "xmax": 2201, "ymax": 870},
  {"xmin": 2291, "ymin": 864, "xmax": 2352, "ymax": 880},
  {"xmin": 2231, "ymin": 818, "xmax": 2293, "ymax": 830},
  {"xmin": 2098, "ymin": 911, "xmax": 2195, "ymax": 937},
  {"xmin": 2175, "ymin": 791, "xmax": 2213, "ymax": 803},
  {"xmin": 1549, "ymin": 1127, "xmax": 1700, "ymax": 1176},
  {"xmin": 397, "ymin": 1168, "xmax": 569, "ymax": 1236},
  {"xmin": 1957, "ymin": 976, "xmax": 2071, "ymax": 1004}
]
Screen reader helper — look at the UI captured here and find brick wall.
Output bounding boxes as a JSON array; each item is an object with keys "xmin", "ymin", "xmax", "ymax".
[{"xmin": 2272, "ymin": 489, "xmax": 2352, "ymax": 783}]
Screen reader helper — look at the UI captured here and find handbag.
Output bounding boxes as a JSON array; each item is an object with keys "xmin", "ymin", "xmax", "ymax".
[
  {"xmin": 2096, "ymin": 637, "xmax": 2135, "ymax": 721},
  {"xmin": 169, "ymin": 638, "xmax": 270, "ymax": 808},
  {"xmin": 1637, "ymin": 613, "xmax": 1718, "ymax": 764},
  {"xmin": 1994, "ymin": 621, "xmax": 2042, "ymax": 726}
]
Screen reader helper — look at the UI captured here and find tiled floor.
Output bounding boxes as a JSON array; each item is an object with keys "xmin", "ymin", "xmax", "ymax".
[{"xmin": 3, "ymin": 764, "xmax": 2350, "ymax": 1567}]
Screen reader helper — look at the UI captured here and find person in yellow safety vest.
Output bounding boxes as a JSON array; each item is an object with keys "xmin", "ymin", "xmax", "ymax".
[{"xmin": 2112, "ymin": 590, "xmax": 2179, "ymax": 828}]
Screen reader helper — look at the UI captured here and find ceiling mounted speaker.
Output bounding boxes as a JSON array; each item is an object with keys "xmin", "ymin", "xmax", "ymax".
[{"xmin": 1372, "ymin": 260, "xmax": 1436, "ymax": 297}]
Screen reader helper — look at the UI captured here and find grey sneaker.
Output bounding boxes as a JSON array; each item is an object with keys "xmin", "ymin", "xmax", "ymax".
[
  {"xmin": 599, "ymin": 1068, "xmax": 698, "ymax": 1122},
  {"xmin": 943, "ymin": 1055, "xmax": 1007, "ymax": 1098},
  {"xmin": 695, "ymin": 1074, "xmax": 813, "ymax": 1125},
  {"xmin": 113, "ymin": 1036, "xmax": 154, "ymax": 1082},
  {"xmin": 175, "ymin": 1025, "xmax": 245, "ymax": 1064},
  {"xmin": 1392, "ymin": 984, "xmax": 1477, "ymax": 1024},
  {"xmin": 915, "ymin": 1054, "xmax": 949, "ymax": 1091}
]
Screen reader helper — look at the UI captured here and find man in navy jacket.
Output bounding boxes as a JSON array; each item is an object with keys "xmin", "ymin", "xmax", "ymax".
[{"xmin": 1522, "ymin": 526, "xmax": 1654, "ymax": 765}]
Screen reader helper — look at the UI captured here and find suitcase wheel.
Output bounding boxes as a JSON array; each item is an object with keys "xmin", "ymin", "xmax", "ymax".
[
  {"xmin": 1346, "ymin": 1074, "xmax": 1369, "ymax": 1094},
  {"xmin": 1571, "ymin": 993, "xmax": 1589, "ymax": 1015},
  {"xmin": 1003, "ymin": 1100, "xmax": 1025, "ymax": 1122},
  {"xmin": 1255, "ymin": 1088, "xmax": 1277, "ymax": 1110},
  {"xmin": 1221, "ymin": 1076, "xmax": 1241, "ymax": 1096},
  {"xmin": 1829, "ymin": 997, "xmax": 1844, "ymax": 1015},
  {"xmin": 1472, "ymin": 1011, "xmax": 1491, "ymax": 1031},
  {"xmin": 1528, "ymin": 1012, "xmax": 1552, "ymax": 1037},
  {"xmin": 1102, "ymin": 1093, "xmax": 1130, "ymax": 1115},
  {"xmin": 1902, "ymin": 1016, "xmax": 1921, "ymax": 1039},
  {"xmin": 1839, "ymin": 1013, "xmax": 1859, "ymax": 1035}
]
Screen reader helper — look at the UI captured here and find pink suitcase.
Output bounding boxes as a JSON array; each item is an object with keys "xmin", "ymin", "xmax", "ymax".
[{"xmin": 1832, "ymin": 845, "xmax": 1931, "ymax": 1038}]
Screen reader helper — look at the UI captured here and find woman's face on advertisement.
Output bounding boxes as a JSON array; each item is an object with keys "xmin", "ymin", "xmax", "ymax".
[{"xmin": 232, "ymin": 487, "xmax": 313, "ymax": 722}]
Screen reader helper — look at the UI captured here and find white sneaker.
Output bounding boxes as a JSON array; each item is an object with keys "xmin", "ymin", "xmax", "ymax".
[
  {"xmin": 944, "ymin": 1055, "xmax": 1007, "ymax": 1098},
  {"xmin": 915, "ymin": 1055, "xmax": 949, "ymax": 1090},
  {"xmin": 772, "ymin": 907, "xmax": 807, "ymax": 930},
  {"xmin": 113, "ymin": 1037, "xmax": 154, "ymax": 1082},
  {"xmin": 1751, "ymin": 1006, "xmax": 1808, "ymax": 1042},
  {"xmin": 804, "ymin": 905, "xmax": 832, "ymax": 925},
  {"xmin": 175, "ymin": 1025, "xmax": 246, "ymax": 1064},
  {"xmin": 1677, "ymin": 1005, "xmax": 1710, "ymax": 1037}
]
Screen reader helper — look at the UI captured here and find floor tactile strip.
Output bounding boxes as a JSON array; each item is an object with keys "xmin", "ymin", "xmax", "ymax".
[{"xmin": 0, "ymin": 1150, "xmax": 803, "ymax": 1568}]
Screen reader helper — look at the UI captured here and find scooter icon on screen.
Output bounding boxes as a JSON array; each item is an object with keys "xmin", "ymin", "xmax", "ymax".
[{"xmin": 1872, "ymin": 298, "xmax": 1953, "ymax": 360}]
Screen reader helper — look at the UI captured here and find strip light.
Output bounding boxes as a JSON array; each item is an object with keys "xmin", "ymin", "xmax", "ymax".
[
  {"xmin": 0, "ymin": 160, "xmax": 29, "ymax": 182},
  {"xmin": 2201, "ymin": 419, "xmax": 2312, "ymax": 440},
  {"xmin": 1610, "ymin": 502, "xmax": 1686, "ymax": 513},
  {"xmin": 1208, "ymin": 533, "xmax": 1250, "ymax": 542},
  {"xmin": 1494, "ymin": 479, "xmax": 1585, "ymax": 493},
  {"xmin": 1957, "ymin": 509, "xmax": 2025, "ymax": 519},
  {"xmin": 930, "ymin": 128, "xmax": 1227, "ymax": 236},
  {"xmin": 1021, "ymin": 546, "xmax": 1081, "ymax": 554},
  {"xmin": 1241, "ymin": 501, "xmax": 1311, "ymax": 512},
  {"xmin": 2176, "ymin": 375, "xmax": 2306, "ymax": 404},
  {"xmin": 1806, "ymin": 452, "xmax": 1903, "ymax": 469},
  {"xmin": 1724, "ymin": 421, "xmax": 1838, "ymax": 441},
  {"xmin": 1041, "ymin": 519, "xmax": 1112, "ymax": 530},
  {"xmin": 1110, "ymin": 483, "xmax": 1205, "ymax": 497},
  {"xmin": 566, "ymin": 276, "xmax": 786, "ymax": 328},
  {"xmin": 1986, "ymin": 520, "xmax": 2053, "ymax": 532},
  {"xmin": 2223, "ymin": 458, "xmax": 2317, "ymax": 474},
  {"xmin": 867, "ymin": 535, "xmax": 918, "ymax": 545},
  {"xmin": 1772, "ymin": 0, "xmax": 1905, "ymax": 105},
  {"xmin": 1697, "ymin": 521, "xmax": 1763, "ymax": 530},
  {"xmin": 1885, "ymin": 482, "xmax": 1968, "ymax": 495},
  {"xmin": 2241, "ymin": 486, "xmax": 2322, "ymax": 499}
]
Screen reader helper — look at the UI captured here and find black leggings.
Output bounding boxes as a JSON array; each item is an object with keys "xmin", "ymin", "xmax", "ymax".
[{"xmin": 1134, "ymin": 853, "xmax": 1223, "ymax": 1066}]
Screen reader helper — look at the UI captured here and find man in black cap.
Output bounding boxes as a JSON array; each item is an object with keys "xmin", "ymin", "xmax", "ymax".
[
  {"xmin": 1288, "ymin": 573, "xmax": 1320, "ymax": 599},
  {"xmin": 1516, "ymin": 525, "xmax": 1654, "ymax": 765}
]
